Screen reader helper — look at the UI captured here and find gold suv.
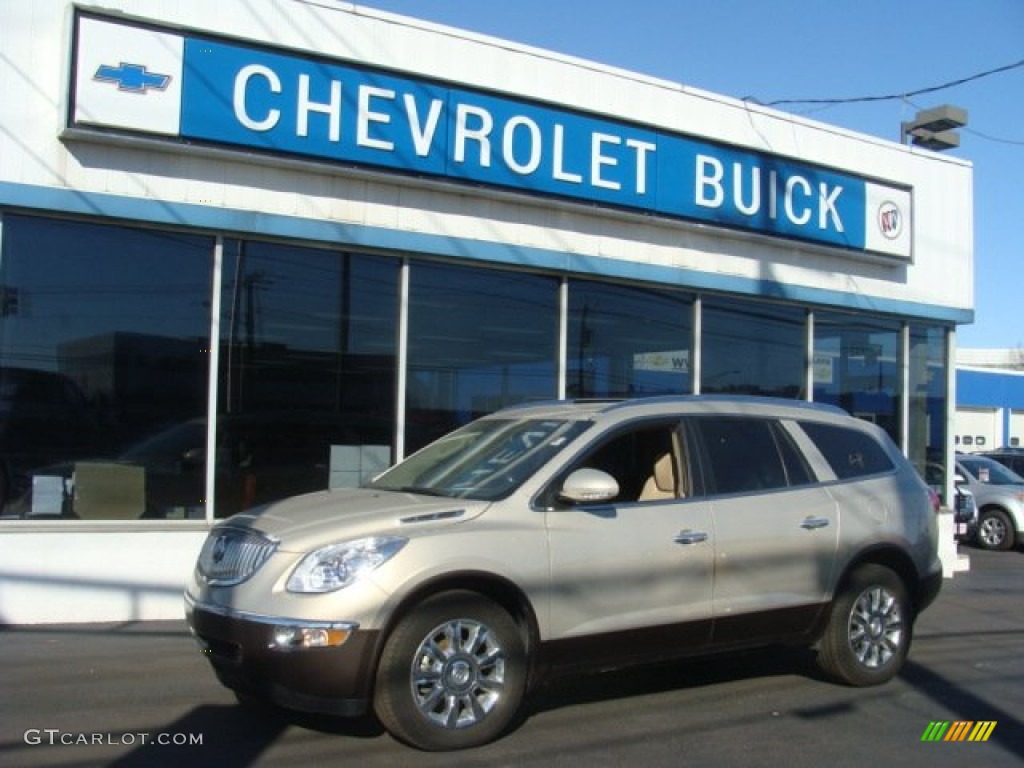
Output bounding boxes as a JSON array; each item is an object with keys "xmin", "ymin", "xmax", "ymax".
[{"xmin": 186, "ymin": 396, "xmax": 943, "ymax": 750}]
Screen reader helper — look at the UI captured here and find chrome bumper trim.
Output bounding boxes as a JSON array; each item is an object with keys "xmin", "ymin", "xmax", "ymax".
[{"xmin": 184, "ymin": 592, "xmax": 359, "ymax": 633}]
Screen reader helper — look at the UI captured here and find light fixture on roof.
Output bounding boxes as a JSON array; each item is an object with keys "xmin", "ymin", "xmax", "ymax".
[{"xmin": 901, "ymin": 105, "xmax": 968, "ymax": 151}]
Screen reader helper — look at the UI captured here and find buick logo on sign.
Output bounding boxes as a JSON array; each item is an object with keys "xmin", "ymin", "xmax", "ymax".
[
  {"xmin": 211, "ymin": 535, "xmax": 229, "ymax": 564},
  {"xmin": 878, "ymin": 201, "xmax": 904, "ymax": 240}
]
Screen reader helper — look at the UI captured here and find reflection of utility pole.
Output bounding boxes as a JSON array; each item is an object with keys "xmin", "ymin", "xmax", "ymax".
[
  {"xmin": 225, "ymin": 243, "xmax": 244, "ymax": 414},
  {"xmin": 336, "ymin": 255, "xmax": 350, "ymax": 411},
  {"xmin": 244, "ymin": 270, "xmax": 272, "ymax": 351},
  {"xmin": 225, "ymin": 241, "xmax": 272, "ymax": 414},
  {"xmin": 577, "ymin": 302, "xmax": 592, "ymax": 396}
]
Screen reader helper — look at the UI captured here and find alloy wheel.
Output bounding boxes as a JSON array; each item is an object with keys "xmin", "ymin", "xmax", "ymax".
[
  {"xmin": 847, "ymin": 585, "xmax": 903, "ymax": 669},
  {"xmin": 410, "ymin": 617, "xmax": 507, "ymax": 730}
]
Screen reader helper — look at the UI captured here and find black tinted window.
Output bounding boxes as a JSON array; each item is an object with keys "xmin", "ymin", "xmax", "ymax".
[
  {"xmin": 405, "ymin": 262, "xmax": 558, "ymax": 454},
  {"xmin": 0, "ymin": 215, "xmax": 213, "ymax": 519},
  {"xmin": 691, "ymin": 417, "xmax": 789, "ymax": 495},
  {"xmin": 799, "ymin": 421, "xmax": 894, "ymax": 479}
]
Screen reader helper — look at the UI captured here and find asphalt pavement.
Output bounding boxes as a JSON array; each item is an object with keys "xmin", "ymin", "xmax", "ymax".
[{"xmin": 1, "ymin": 545, "xmax": 1022, "ymax": 768}]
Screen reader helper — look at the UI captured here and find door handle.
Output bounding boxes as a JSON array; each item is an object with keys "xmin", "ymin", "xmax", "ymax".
[
  {"xmin": 674, "ymin": 530, "xmax": 708, "ymax": 545},
  {"xmin": 801, "ymin": 516, "xmax": 831, "ymax": 530}
]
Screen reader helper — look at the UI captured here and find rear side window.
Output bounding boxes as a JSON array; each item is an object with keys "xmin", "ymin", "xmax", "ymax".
[
  {"xmin": 690, "ymin": 417, "xmax": 811, "ymax": 495},
  {"xmin": 798, "ymin": 421, "xmax": 894, "ymax": 479}
]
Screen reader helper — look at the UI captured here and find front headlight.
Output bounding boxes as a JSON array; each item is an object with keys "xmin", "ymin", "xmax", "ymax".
[{"xmin": 286, "ymin": 536, "xmax": 407, "ymax": 593}]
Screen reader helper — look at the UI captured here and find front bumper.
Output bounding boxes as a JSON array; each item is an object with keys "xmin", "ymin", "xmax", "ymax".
[{"xmin": 185, "ymin": 594, "xmax": 381, "ymax": 716}]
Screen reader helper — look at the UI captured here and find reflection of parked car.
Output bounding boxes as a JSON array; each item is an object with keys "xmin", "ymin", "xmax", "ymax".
[
  {"xmin": 0, "ymin": 367, "xmax": 101, "ymax": 514},
  {"xmin": 119, "ymin": 414, "xmax": 361, "ymax": 518},
  {"xmin": 12, "ymin": 411, "xmax": 387, "ymax": 520},
  {"xmin": 955, "ymin": 454, "xmax": 1024, "ymax": 551},
  {"xmin": 187, "ymin": 396, "xmax": 942, "ymax": 750}
]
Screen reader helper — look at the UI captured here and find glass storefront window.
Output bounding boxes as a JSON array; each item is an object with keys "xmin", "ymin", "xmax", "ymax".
[
  {"xmin": 909, "ymin": 324, "xmax": 949, "ymax": 496},
  {"xmin": 0, "ymin": 215, "xmax": 213, "ymax": 520},
  {"xmin": 701, "ymin": 297, "xmax": 805, "ymax": 397},
  {"xmin": 814, "ymin": 312, "xmax": 902, "ymax": 444},
  {"xmin": 405, "ymin": 262, "xmax": 558, "ymax": 454},
  {"xmin": 0, "ymin": 213, "xmax": 953, "ymax": 521},
  {"xmin": 568, "ymin": 280, "xmax": 692, "ymax": 397},
  {"xmin": 218, "ymin": 240, "xmax": 398, "ymax": 517}
]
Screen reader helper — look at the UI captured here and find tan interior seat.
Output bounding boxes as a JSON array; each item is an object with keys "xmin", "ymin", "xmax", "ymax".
[{"xmin": 639, "ymin": 452, "xmax": 676, "ymax": 501}]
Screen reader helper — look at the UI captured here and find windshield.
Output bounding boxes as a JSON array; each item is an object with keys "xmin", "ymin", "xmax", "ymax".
[
  {"xmin": 960, "ymin": 456, "xmax": 1024, "ymax": 486},
  {"xmin": 369, "ymin": 417, "xmax": 591, "ymax": 500}
]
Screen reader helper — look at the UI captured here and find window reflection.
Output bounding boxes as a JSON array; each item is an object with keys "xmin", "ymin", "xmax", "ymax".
[
  {"xmin": 0, "ymin": 215, "xmax": 953, "ymax": 521},
  {"xmin": 568, "ymin": 280, "xmax": 692, "ymax": 397},
  {"xmin": 405, "ymin": 262, "xmax": 558, "ymax": 454},
  {"xmin": 814, "ymin": 313, "xmax": 901, "ymax": 444},
  {"xmin": 701, "ymin": 297, "xmax": 805, "ymax": 397},
  {"xmin": 217, "ymin": 240, "xmax": 398, "ymax": 517},
  {"xmin": 0, "ymin": 215, "xmax": 212, "ymax": 519}
]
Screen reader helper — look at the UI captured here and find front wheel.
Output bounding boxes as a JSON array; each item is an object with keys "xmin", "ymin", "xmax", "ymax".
[
  {"xmin": 817, "ymin": 564, "xmax": 912, "ymax": 686},
  {"xmin": 976, "ymin": 508, "xmax": 1015, "ymax": 551},
  {"xmin": 374, "ymin": 591, "xmax": 527, "ymax": 751}
]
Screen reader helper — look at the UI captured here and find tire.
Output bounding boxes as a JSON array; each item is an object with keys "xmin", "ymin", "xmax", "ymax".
[
  {"xmin": 374, "ymin": 591, "xmax": 527, "ymax": 751},
  {"xmin": 817, "ymin": 564, "xmax": 911, "ymax": 686},
  {"xmin": 976, "ymin": 508, "xmax": 1015, "ymax": 551}
]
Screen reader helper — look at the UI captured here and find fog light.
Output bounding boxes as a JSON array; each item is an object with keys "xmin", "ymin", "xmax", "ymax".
[
  {"xmin": 271, "ymin": 625, "xmax": 353, "ymax": 650},
  {"xmin": 273, "ymin": 626, "xmax": 300, "ymax": 648}
]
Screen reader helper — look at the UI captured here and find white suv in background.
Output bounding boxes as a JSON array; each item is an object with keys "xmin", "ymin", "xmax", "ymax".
[{"xmin": 187, "ymin": 396, "xmax": 943, "ymax": 750}]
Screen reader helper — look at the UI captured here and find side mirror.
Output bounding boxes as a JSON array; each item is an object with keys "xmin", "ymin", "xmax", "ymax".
[
  {"xmin": 559, "ymin": 468, "xmax": 619, "ymax": 504},
  {"xmin": 954, "ymin": 472, "xmax": 967, "ymax": 486}
]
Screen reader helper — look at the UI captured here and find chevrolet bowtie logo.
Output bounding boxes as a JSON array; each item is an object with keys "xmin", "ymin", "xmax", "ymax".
[{"xmin": 94, "ymin": 62, "xmax": 171, "ymax": 93}]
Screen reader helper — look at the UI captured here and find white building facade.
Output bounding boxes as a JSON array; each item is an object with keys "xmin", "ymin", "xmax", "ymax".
[{"xmin": 0, "ymin": 1, "xmax": 973, "ymax": 622}]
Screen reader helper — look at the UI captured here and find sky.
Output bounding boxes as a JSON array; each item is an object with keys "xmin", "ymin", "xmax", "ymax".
[{"xmin": 356, "ymin": 0, "xmax": 1024, "ymax": 350}]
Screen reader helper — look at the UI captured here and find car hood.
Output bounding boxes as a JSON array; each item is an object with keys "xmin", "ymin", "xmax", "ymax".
[{"xmin": 221, "ymin": 487, "xmax": 489, "ymax": 551}]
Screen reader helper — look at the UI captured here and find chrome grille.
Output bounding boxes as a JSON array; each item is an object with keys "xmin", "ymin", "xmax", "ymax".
[{"xmin": 197, "ymin": 527, "xmax": 278, "ymax": 586}]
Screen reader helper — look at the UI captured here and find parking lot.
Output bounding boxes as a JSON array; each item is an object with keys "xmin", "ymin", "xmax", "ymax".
[{"xmin": 1, "ymin": 546, "xmax": 1021, "ymax": 768}]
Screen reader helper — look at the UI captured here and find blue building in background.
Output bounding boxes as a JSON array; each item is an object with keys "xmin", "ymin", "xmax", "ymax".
[{"xmin": 956, "ymin": 351, "xmax": 1024, "ymax": 450}]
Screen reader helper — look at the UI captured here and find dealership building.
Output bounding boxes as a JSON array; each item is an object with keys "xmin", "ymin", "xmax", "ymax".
[
  {"xmin": 955, "ymin": 351, "xmax": 1024, "ymax": 450},
  {"xmin": 0, "ymin": 1, "xmax": 973, "ymax": 623}
]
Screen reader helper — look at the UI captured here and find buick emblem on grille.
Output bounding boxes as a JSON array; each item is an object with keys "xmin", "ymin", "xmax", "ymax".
[
  {"xmin": 211, "ymin": 535, "xmax": 229, "ymax": 564},
  {"xmin": 200, "ymin": 527, "xmax": 277, "ymax": 585}
]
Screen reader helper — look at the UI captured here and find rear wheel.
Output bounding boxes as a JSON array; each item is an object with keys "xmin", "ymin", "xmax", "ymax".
[
  {"xmin": 817, "ymin": 564, "xmax": 911, "ymax": 686},
  {"xmin": 374, "ymin": 591, "xmax": 527, "ymax": 751},
  {"xmin": 976, "ymin": 508, "xmax": 1015, "ymax": 551}
]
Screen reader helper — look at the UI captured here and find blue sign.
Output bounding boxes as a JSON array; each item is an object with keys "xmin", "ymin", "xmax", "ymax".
[{"xmin": 74, "ymin": 16, "xmax": 909, "ymax": 258}]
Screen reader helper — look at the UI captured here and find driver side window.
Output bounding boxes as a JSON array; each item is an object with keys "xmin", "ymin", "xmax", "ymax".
[{"xmin": 574, "ymin": 422, "xmax": 686, "ymax": 503}]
